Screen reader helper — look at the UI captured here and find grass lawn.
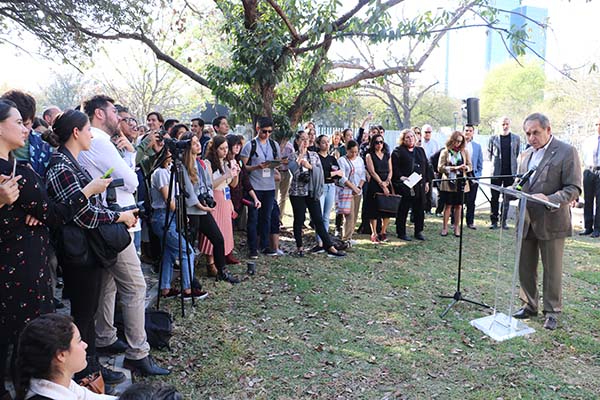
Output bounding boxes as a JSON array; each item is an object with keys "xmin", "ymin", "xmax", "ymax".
[{"xmin": 141, "ymin": 213, "xmax": 600, "ymax": 399}]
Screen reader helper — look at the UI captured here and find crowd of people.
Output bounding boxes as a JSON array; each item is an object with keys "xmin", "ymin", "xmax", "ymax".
[{"xmin": 0, "ymin": 87, "xmax": 590, "ymax": 398}]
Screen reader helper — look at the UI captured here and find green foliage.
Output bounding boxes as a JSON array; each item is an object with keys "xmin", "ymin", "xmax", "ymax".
[{"xmin": 480, "ymin": 60, "xmax": 546, "ymax": 133}]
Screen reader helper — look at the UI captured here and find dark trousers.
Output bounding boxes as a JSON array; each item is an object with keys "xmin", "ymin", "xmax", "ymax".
[
  {"xmin": 490, "ymin": 176, "xmax": 514, "ymax": 224},
  {"xmin": 465, "ymin": 181, "xmax": 479, "ymax": 225},
  {"xmin": 396, "ymin": 194, "xmax": 424, "ymax": 236},
  {"xmin": 62, "ymin": 256, "xmax": 103, "ymax": 358},
  {"xmin": 583, "ymin": 169, "xmax": 600, "ymax": 232},
  {"xmin": 247, "ymin": 190, "xmax": 275, "ymax": 252},
  {"xmin": 289, "ymin": 195, "xmax": 332, "ymax": 250},
  {"xmin": 189, "ymin": 213, "xmax": 226, "ymax": 270},
  {"xmin": 0, "ymin": 343, "xmax": 16, "ymax": 395}
]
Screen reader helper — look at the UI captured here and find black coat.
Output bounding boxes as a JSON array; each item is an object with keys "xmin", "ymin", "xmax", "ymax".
[{"xmin": 391, "ymin": 145, "xmax": 430, "ymax": 198}]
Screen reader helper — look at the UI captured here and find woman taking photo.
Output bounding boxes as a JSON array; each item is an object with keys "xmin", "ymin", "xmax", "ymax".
[
  {"xmin": 45, "ymin": 109, "xmax": 139, "ymax": 385},
  {"xmin": 288, "ymin": 131, "xmax": 345, "ymax": 258},
  {"xmin": 437, "ymin": 131, "xmax": 471, "ymax": 237},
  {"xmin": 329, "ymin": 131, "xmax": 345, "ymax": 158},
  {"xmin": 335, "ymin": 140, "xmax": 364, "ymax": 244},
  {"xmin": 180, "ymin": 133, "xmax": 239, "ymax": 284},
  {"xmin": 199, "ymin": 136, "xmax": 240, "ymax": 272},
  {"xmin": 391, "ymin": 129, "xmax": 430, "ymax": 241},
  {"xmin": 16, "ymin": 314, "xmax": 116, "ymax": 399},
  {"xmin": 364, "ymin": 134, "xmax": 393, "ymax": 243},
  {"xmin": 149, "ymin": 147, "xmax": 206, "ymax": 299},
  {"xmin": 314, "ymin": 134, "xmax": 344, "ymax": 252}
]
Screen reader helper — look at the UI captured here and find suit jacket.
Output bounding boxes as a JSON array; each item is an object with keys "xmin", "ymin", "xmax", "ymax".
[
  {"xmin": 517, "ymin": 137, "xmax": 582, "ymax": 240},
  {"xmin": 488, "ymin": 133, "xmax": 520, "ymax": 175},
  {"xmin": 438, "ymin": 148, "xmax": 472, "ymax": 193},
  {"xmin": 469, "ymin": 141, "xmax": 483, "ymax": 178}
]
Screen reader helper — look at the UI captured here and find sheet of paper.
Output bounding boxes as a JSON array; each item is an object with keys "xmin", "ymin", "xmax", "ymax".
[{"xmin": 403, "ymin": 172, "xmax": 422, "ymax": 188}]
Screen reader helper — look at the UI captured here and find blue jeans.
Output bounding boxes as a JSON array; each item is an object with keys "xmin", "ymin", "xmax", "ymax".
[
  {"xmin": 150, "ymin": 209, "xmax": 195, "ymax": 290},
  {"xmin": 317, "ymin": 183, "xmax": 336, "ymax": 245},
  {"xmin": 247, "ymin": 190, "xmax": 275, "ymax": 252}
]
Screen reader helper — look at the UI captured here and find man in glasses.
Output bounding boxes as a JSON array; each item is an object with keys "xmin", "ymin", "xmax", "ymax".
[
  {"xmin": 487, "ymin": 116, "xmax": 520, "ymax": 229},
  {"xmin": 421, "ymin": 124, "xmax": 439, "ymax": 160},
  {"xmin": 580, "ymin": 118, "xmax": 600, "ymax": 237},
  {"xmin": 241, "ymin": 116, "xmax": 281, "ymax": 258}
]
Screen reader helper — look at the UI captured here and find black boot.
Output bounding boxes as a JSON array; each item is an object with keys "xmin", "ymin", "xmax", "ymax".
[
  {"xmin": 217, "ymin": 269, "xmax": 240, "ymax": 284},
  {"xmin": 123, "ymin": 355, "xmax": 170, "ymax": 376}
]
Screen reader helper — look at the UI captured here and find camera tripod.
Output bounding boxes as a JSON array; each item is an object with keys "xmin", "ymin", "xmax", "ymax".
[{"xmin": 153, "ymin": 153, "xmax": 196, "ymax": 317}]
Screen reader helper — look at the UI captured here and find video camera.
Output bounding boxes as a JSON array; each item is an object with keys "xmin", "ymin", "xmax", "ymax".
[{"xmin": 163, "ymin": 137, "xmax": 191, "ymax": 160}]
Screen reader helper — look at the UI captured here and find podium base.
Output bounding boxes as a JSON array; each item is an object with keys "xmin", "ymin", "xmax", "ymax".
[{"xmin": 470, "ymin": 313, "xmax": 535, "ymax": 341}]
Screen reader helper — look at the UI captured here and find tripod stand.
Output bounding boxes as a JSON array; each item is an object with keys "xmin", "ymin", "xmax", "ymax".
[
  {"xmin": 436, "ymin": 175, "xmax": 491, "ymax": 318},
  {"xmin": 153, "ymin": 150, "xmax": 196, "ymax": 318}
]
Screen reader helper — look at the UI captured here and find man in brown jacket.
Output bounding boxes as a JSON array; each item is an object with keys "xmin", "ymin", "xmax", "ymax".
[{"xmin": 512, "ymin": 113, "xmax": 582, "ymax": 330}]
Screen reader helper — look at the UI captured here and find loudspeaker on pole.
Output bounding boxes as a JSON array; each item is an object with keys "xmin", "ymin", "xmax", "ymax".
[{"xmin": 466, "ymin": 98, "xmax": 479, "ymax": 126}]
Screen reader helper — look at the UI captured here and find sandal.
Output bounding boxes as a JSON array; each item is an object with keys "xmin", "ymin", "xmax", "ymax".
[{"xmin": 440, "ymin": 229, "xmax": 448, "ymax": 237}]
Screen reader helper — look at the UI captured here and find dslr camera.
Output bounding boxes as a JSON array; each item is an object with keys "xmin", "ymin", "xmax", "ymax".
[{"xmin": 198, "ymin": 192, "xmax": 216, "ymax": 208}]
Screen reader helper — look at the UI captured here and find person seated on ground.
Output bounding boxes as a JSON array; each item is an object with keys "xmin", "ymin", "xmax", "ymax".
[
  {"xmin": 288, "ymin": 130, "xmax": 345, "ymax": 258},
  {"xmin": 149, "ymin": 146, "xmax": 206, "ymax": 299},
  {"xmin": 438, "ymin": 131, "xmax": 472, "ymax": 237},
  {"xmin": 118, "ymin": 383, "xmax": 182, "ymax": 400},
  {"xmin": 180, "ymin": 132, "xmax": 239, "ymax": 284},
  {"xmin": 391, "ymin": 129, "xmax": 430, "ymax": 241},
  {"xmin": 15, "ymin": 313, "xmax": 116, "ymax": 400}
]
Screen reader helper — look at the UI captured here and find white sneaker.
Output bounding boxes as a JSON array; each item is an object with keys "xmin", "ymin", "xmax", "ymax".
[
  {"xmin": 276, "ymin": 249, "xmax": 285, "ymax": 256},
  {"xmin": 349, "ymin": 240, "xmax": 358, "ymax": 246}
]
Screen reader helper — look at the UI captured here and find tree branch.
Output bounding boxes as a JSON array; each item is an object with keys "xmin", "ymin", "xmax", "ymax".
[
  {"xmin": 323, "ymin": 65, "xmax": 418, "ymax": 92},
  {"xmin": 265, "ymin": 0, "xmax": 300, "ymax": 43}
]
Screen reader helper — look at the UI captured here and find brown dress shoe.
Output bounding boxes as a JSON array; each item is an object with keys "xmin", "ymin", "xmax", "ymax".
[{"xmin": 206, "ymin": 263, "xmax": 218, "ymax": 277}]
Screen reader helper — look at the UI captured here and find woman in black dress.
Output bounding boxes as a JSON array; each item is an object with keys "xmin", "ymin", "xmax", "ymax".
[
  {"xmin": 0, "ymin": 100, "xmax": 108, "ymax": 399},
  {"xmin": 391, "ymin": 129, "xmax": 430, "ymax": 241},
  {"xmin": 364, "ymin": 133, "xmax": 393, "ymax": 243}
]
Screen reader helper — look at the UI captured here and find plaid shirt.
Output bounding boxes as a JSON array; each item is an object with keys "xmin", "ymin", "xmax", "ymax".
[{"xmin": 45, "ymin": 151, "xmax": 119, "ymax": 229}]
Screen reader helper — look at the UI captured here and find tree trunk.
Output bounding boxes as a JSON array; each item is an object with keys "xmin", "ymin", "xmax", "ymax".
[
  {"xmin": 261, "ymin": 84, "xmax": 275, "ymax": 118},
  {"xmin": 401, "ymin": 73, "xmax": 411, "ymax": 129}
]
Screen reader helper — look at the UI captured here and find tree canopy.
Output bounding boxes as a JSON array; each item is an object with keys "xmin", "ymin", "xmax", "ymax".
[{"xmin": 0, "ymin": 0, "xmax": 539, "ymax": 129}]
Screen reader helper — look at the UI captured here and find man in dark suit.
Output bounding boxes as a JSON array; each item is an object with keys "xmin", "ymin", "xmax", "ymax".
[
  {"xmin": 579, "ymin": 117, "xmax": 600, "ymax": 237},
  {"xmin": 512, "ymin": 113, "xmax": 582, "ymax": 330},
  {"xmin": 464, "ymin": 124, "xmax": 483, "ymax": 229}
]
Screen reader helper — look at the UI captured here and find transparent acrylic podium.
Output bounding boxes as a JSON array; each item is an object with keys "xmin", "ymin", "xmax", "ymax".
[{"xmin": 470, "ymin": 182, "xmax": 560, "ymax": 341}]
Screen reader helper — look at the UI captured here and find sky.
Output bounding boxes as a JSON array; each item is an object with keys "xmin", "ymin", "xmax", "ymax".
[{"xmin": 1, "ymin": 0, "xmax": 599, "ymax": 100}]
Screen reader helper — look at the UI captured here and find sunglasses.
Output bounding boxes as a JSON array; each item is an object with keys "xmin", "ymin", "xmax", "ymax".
[
  {"xmin": 261, "ymin": 129, "xmax": 273, "ymax": 134},
  {"xmin": 374, "ymin": 140, "xmax": 384, "ymax": 144}
]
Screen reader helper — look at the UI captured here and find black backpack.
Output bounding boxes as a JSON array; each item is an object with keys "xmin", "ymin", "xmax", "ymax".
[
  {"xmin": 115, "ymin": 309, "xmax": 173, "ymax": 350},
  {"xmin": 249, "ymin": 138, "xmax": 278, "ymax": 163}
]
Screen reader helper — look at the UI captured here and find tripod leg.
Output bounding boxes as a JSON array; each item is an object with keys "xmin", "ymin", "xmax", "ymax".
[{"xmin": 440, "ymin": 299, "xmax": 458, "ymax": 318}]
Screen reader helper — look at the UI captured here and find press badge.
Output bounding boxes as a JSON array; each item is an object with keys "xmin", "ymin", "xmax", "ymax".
[
  {"xmin": 224, "ymin": 186, "xmax": 231, "ymax": 200},
  {"xmin": 262, "ymin": 168, "xmax": 271, "ymax": 178}
]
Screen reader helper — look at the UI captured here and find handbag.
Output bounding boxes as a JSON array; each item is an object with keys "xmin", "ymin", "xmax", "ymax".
[
  {"xmin": 375, "ymin": 186, "xmax": 402, "ymax": 214},
  {"xmin": 87, "ymin": 222, "xmax": 131, "ymax": 269},
  {"xmin": 78, "ymin": 371, "xmax": 105, "ymax": 394}
]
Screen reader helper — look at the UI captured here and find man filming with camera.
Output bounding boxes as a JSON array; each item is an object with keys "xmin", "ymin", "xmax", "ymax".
[{"xmin": 79, "ymin": 95, "xmax": 169, "ymax": 376}]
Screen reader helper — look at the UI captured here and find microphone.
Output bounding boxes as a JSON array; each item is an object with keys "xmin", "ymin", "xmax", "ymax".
[{"xmin": 516, "ymin": 166, "xmax": 537, "ymax": 191}]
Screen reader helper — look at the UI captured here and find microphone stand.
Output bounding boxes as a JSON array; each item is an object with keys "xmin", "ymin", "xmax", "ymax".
[{"xmin": 433, "ymin": 173, "xmax": 522, "ymax": 317}]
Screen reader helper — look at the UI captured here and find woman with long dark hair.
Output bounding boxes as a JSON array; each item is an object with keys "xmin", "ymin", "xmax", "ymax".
[
  {"xmin": 391, "ymin": 129, "xmax": 430, "ymax": 241},
  {"xmin": 288, "ymin": 131, "xmax": 345, "ymax": 258},
  {"xmin": 45, "ymin": 109, "xmax": 139, "ymax": 385},
  {"xmin": 0, "ymin": 101, "xmax": 109, "ymax": 399},
  {"xmin": 364, "ymin": 133, "xmax": 393, "ymax": 243},
  {"xmin": 180, "ymin": 132, "xmax": 239, "ymax": 284},
  {"xmin": 199, "ymin": 135, "xmax": 240, "ymax": 273},
  {"xmin": 16, "ymin": 313, "xmax": 116, "ymax": 399},
  {"xmin": 438, "ymin": 131, "xmax": 472, "ymax": 237}
]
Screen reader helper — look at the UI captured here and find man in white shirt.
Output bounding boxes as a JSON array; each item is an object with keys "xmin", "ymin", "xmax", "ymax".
[
  {"xmin": 79, "ymin": 95, "xmax": 169, "ymax": 376},
  {"xmin": 421, "ymin": 124, "xmax": 439, "ymax": 160}
]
